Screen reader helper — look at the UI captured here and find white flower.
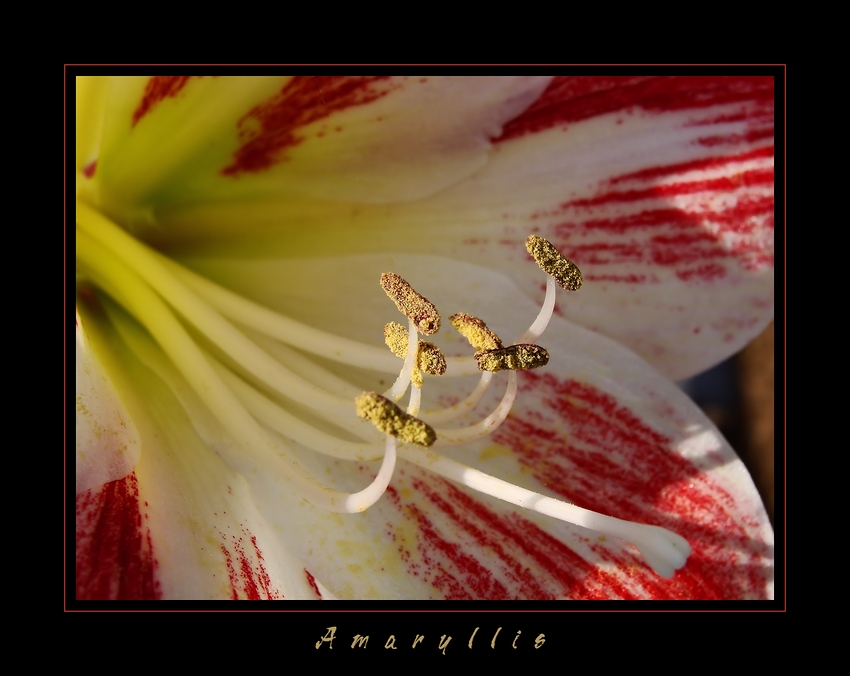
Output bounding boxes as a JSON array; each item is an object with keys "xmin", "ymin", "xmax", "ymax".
[{"xmin": 75, "ymin": 75, "xmax": 774, "ymax": 599}]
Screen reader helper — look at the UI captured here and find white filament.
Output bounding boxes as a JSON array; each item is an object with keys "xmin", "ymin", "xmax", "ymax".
[
  {"xmin": 434, "ymin": 372, "xmax": 517, "ymax": 446},
  {"xmin": 386, "ymin": 318, "xmax": 419, "ymax": 401},
  {"xmin": 515, "ymin": 276, "xmax": 556, "ymax": 345},
  {"xmin": 420, "ymin": 372, "xmax": 493, "ymax": 425},
  {"xmin": 399, "ymin": 445, "xmax": 690, "ymax": 578}
]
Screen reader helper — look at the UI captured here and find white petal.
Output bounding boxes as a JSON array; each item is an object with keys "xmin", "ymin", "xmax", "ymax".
[
  {"xmin": 90, "ymin": 76, "xmax": 550, "ymax": 238},
  {"xmin": 180, "ymin": 253, "xmax": 773, "ymax": 599},
  {"xmin": 160, "ymin": 77, "xmax": 773, "ymax": 380},
  {"xmin": 75, "ymin": 308, "xmax": 140, "ymax": 493}
]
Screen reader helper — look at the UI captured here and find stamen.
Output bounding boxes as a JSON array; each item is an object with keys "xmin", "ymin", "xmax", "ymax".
[
  {"xmin": 450, "ymin": 313, "xmax": 503, "ymax": 351},
  {"xmin": 380, "ymin": 272, "xmax": 441, "ymax": 335},
  {"xmin": 384, "ymin": 321, "xmax": 447, "ymax": 389},
  {"xmin": 526, "ymin": 235, "xmax": 583, "ymax": 291},
  {"xmin": 475, "ymin": 344, "xmax": 550, "ymax": 372},
  {"xmin": 417, "ymin": 342, "xmax": 447, "ymax": 377},
  {"xmin": 79, "ymin": 207, "xmax": 688, "ymax": 579},
  {"xmin": 407, "ymin": 383, "xmax": 422, "ymax": 417},
  {"xmin": 355, "ymin": 392, "xmax": 436, "ymax": 447},
  {"xmin": 386, "ymin": 319, "xmax": 419, "ymax": 401},
  {"xmin": 515, "ymin": 276, "xmax": 556, "ymax": 345},
  {"xmin": 344, "ymin": 436, "xmax": 397, "ymax": 513}
]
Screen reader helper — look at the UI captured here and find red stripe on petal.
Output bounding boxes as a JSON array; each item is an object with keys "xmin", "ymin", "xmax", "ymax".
[
  {"xmin": 494, "ymin": 77, "xmax": 774, "ymax": 284},
  {"xmin": 496, "ymin": 76, "xmax": 774, "ymax": 142},
  {"xmin": 609, "ymin": 146, "xmax": 774, "ymax": 185},
  {"xmin": 525, "ymin": 157, "xmax": 774, "ymax": 280},
  {"xmin": 492, "ymin": 374, "xmax": 772, "ymax": 599},
  {"xmin": 222, "ymin": 76, "xmax": 397, "ymax": 176},
  {"xmin": 132, "ymin": 76, "xmax": 195, "ymax": 127},
  {"xmin": 75, "ymin": 473, "xmax": 160, "ymax": 600},
  {"xmin": 304, "ymin": 569, "xmax": 322, "ymax": 598},
  {"xmin": 563, "ymin": 168, "xmax": 774, "ymax": 208}
]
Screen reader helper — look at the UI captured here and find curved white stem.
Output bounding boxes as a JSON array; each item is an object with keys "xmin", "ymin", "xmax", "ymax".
[
  {"xmin": 399, "ymin": 445, "xmax": 690, "ymax": 578},
  {"xmin": 386, "ymin": 318, "xmax": 418, "ymax": 401},
  {"xmin": 420, "ymin": 371, "xmax": 493, "ymax": 426},
  {"xmin": 515, "ymin": 276, "xmax": 556, "ymax": 345},
  {"xmin": 434, "ymin": 371, "xmax": 517, "ymax": 446},
  {"xmin": 407, "ymin": 383, "xmax": 422, "ymax": 416},
  {"xmin": 344, "ymin": 436, "xmax": 397, "ymax": 513}
]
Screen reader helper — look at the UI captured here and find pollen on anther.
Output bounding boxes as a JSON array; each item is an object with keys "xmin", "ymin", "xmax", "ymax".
[
  {"xmin": 450, "ymin": 313, "xmax": 503, "ymax": 351},
  {"xmin": 384, "ymin": 322, "xmax": 447, "ymax": 388},
  {"xmin": 355, "ymin": 392, "xmax": 436, "ymax": 447},
  {"xmin": 380, "ymin": 272, "xmax": 441, "ymax": 334},
  {"xmin": 526, "ymin": 235, "xmax": 583, "ymax": 291},
  {"xmin": 475, "ymin": 344, "xmax": 550, "ymax": 373}
]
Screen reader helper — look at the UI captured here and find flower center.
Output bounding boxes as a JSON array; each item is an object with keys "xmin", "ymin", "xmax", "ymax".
[{"xmin": 76, "ymin": 202, "xmax": 690, "ymax": 579}]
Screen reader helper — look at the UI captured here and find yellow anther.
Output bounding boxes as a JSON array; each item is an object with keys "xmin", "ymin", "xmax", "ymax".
[
  {"xmin": 384, "ymin": 322, "xmax": 447, "ymax": 388},
  {"xmin": 474, "ymin": 344, "xmax": 550, "ymax": 373},
  {"xmin": 526, "ymin": 235, "xmax": 583, "ymax": 291},
  {"xmin": 380, "ymin": 272, "xmax": 441, "ymax": 335},
  {"xmin": 383, "ymin": 322, "xmax": 410, "ymax": 359},
  {"xmin": 355, "ymin": 392, "xmax": 437, "ymax": 447},
  {"xmin": 450, "ymin": 312, "xmax": 503, "ymax": 351},
  {"xmin": 417, "ymin": 342, "xmax": 447, "ymax": 377}
]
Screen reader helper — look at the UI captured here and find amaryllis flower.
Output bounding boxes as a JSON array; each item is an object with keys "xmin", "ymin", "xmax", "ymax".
[{"xmin": 74, "ymin": 75, "xmax": 775, "ymax": 600}]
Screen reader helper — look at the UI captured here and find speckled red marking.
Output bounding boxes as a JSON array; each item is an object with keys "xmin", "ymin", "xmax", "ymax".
[
  {"xmin": 494, "ymin": 76, "xmax": 774, "ymax": 283},
  {"xmin": 75, "ymin": 472, "xmax": 160, "ymax": 600},
  {"xmin": 218, "ymin": 525, "xmax": 281, "ymax": 600},
  {"xmin": 544, "ymin": 152, "xmax": 774, "ymax": 277},
  {"xmin": 496, "ymin": 76, "xmax": 774, "ymax": 142},
  {"xmin": 494, "ymin": 374, "xmax": 771, "ymax": 599},
  {"xmin": 222, "ymin": 76, "xmax": 395, "ymax": 176},
  {"xmin": 132, "ymin": 76, "xmax": 194, "ymax": 127},
  {"xmin": 386, "ymin": 375, "xmax": 770, "ymax": 599}
]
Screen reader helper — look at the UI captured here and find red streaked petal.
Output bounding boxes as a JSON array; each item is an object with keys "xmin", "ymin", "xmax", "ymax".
[
  {"xmin": 443, "ymin": 75, "xmax": 775, "ymax": 379},
  {"xmin": 495, "ymin": 75, "xmax": 774, "ymax": 142},
  {"xmin": 75, "ymin": 472, "xmax": 160, "ymax": 600},
  {"xmin": 161, "ymin": 76, "xmax": 773, "ymax": 379},
  {"xmin": 74, "ymin": 302, "xmax": 324, "ymax": 600},
  {"xmin": 196, "ymin": 253, "xmax": 771, "ymax": 599},
  {"xmin": 92, "ymin": 75, "xmax": 551, "ymax": 241},
  {"xmin": 220, "ymin": 76, "xmax": 397, "ymax": 176}
]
